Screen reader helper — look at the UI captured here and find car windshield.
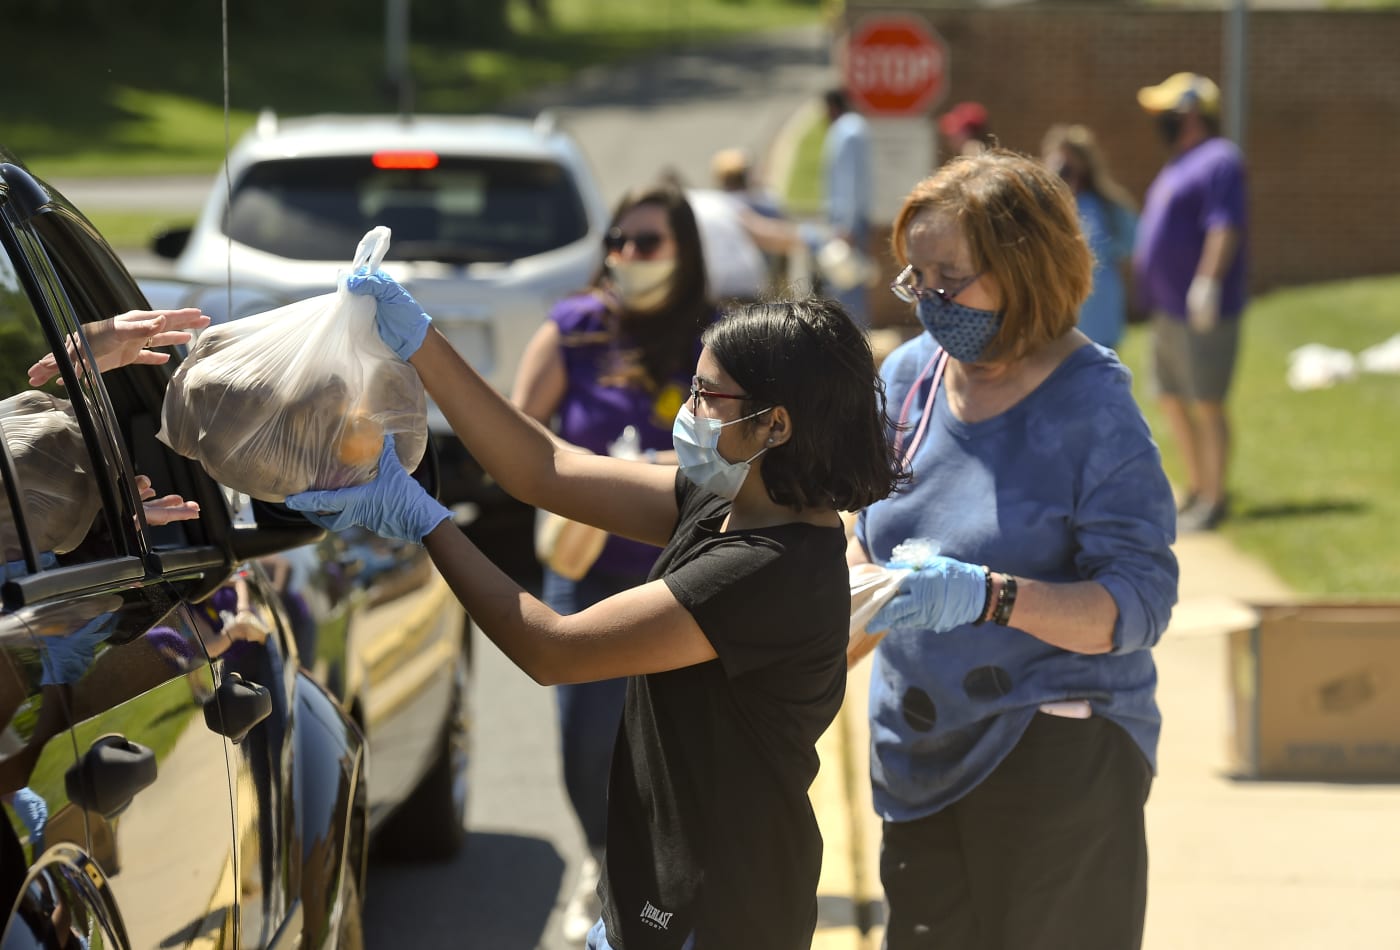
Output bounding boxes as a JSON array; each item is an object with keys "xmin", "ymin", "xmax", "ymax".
[{"xmin": 224, "ymin": 155, "xmax": 590, "ymax": 264}]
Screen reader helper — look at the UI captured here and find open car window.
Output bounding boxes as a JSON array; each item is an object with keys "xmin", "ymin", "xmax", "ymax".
[{"xmin": 0, "ymin": 224, "xmax": 118, "ymax": 580}]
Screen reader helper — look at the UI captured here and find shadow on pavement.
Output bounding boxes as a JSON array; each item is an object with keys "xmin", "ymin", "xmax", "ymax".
[
  {"xmin": 1231, "ymin": 497, "xmax": 1368, "ymax": 521},
  {"xmin": 365, "ymin": 831, "xmax": 564, "ymax": 949}
]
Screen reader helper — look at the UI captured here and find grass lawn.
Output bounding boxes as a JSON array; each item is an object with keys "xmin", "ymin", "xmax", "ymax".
[
  {"xmin": 1117, "ymin": 278, "xmax": 1400, "ymax": 597},
  {"xmin": 7, "ymin": 0, "xmax": 824, "ymax": 179}
]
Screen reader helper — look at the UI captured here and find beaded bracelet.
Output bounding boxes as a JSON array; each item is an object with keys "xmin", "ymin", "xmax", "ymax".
[
  {"xmin": 991, "ymin": 573, "xmax": 1018, "ymax": 626},
  {"xmin": 972, "ymin": 565, "xmax": 993, "ymax": 626}
]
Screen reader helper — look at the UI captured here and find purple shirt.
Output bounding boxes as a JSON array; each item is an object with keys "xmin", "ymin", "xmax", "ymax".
[
  {"xmin": 551, "ymin": 294, "xmax": 703, "ymax": 577},
  {"xmin": 1133, "ymin": 137, "xmax": 1249, "ymax": 320}
]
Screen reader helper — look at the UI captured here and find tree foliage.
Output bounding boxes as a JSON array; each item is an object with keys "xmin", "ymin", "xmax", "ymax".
[{"xmin": 8, "ymin": 0, "xmax": 514, "ymax": 44}]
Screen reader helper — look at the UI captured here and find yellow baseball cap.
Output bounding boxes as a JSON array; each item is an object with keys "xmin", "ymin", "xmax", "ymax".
[
  {"xmin": 1137, "ymin": 72, "xmax": 1221, "ymax": 116},
  {"xmin": 710, "ymin": 147, "xmax": 751, "ymax": 181}
]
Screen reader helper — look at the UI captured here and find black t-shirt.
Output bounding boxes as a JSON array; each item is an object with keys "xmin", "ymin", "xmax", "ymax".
[{"xmin": 598, "ymin": 474, "xmax": 849, "ymax": 949}]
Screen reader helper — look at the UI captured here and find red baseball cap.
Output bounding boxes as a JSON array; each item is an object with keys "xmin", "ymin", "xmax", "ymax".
[{"xmin": 939, "ymin": 101, "xmax": 990, "ymax": 139}]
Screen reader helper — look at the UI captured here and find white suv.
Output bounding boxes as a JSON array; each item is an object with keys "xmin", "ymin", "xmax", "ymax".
[{"xmin": 155, "ymin": 110, "xmax": 609, "ymax": 508}]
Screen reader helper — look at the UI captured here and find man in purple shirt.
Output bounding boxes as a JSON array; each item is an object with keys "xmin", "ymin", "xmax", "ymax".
[{"xmin": 1133, "ymin": 72, "xmax": 1248, "ymax": 532}]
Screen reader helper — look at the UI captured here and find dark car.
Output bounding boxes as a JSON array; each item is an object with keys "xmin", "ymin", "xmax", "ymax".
[{"xmin": 0, "ymin": 150, "xmax": 466, "ymax": 948}]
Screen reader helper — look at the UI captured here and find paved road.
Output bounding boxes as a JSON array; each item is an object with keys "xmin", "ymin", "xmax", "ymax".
[
  {"xmin": 53, "ymin": 175, "xmax": 211, "ymax": 213},
  {"xmin": 509, "ymin": 26, "xmax": 831, "ymax": 207}
]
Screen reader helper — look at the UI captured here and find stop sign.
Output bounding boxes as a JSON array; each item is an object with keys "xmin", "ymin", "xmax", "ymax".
[{"xmin": 846, "ymin": 15, "xmax": 949, "ymax": 117}]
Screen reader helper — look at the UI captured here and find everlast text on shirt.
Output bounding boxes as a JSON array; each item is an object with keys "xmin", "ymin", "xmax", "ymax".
[{"xmin": 640, "ymin": 900, "xmax": 674, "ymax": 931}]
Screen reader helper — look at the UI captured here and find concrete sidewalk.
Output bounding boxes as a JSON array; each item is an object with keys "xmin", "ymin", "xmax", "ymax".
[{"xmin": 814, "ymin": 532, "xmax": 1400, "ymax": 949}]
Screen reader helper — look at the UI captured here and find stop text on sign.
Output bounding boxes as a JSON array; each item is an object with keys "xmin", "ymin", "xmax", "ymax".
[{"xmin": 846, "ymin": 16, "xmax": 949, "ymax": 117}]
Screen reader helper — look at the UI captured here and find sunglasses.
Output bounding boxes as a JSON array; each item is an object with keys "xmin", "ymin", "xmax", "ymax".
[
  {"xmin": 603, "ymin": 229, "xmax": 667, "ymax": 257},
  {"xmin": 890, "ymin": 264, "xmax": 984, "ymax": 306}
]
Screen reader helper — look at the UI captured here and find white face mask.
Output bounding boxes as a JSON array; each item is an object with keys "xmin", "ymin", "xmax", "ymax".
[
  {"xmin": 671, "ymin": 403, "xmax": 771, "ymax": 500},
  {"xmin": 609, "ymin": 258, "xmax": 676, "ymax": 311}
]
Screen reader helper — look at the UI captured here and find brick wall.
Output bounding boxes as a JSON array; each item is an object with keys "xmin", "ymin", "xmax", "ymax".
[{"xmin": 843, "ymin": 5, "xmax": 1400, "ymax": 326}]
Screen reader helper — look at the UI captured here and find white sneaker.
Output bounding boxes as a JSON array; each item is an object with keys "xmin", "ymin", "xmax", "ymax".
[{"xmin": 561, "ymin": 854, "xmax": 602, "ymax": 944}]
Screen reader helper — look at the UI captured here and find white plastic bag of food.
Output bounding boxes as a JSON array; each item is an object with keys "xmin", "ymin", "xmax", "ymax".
[{"xmin": 158, "ymin": 227, "xmax": 427, "ymax": 502}]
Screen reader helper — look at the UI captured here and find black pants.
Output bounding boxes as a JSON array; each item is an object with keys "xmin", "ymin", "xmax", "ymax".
[{"xmin": 880, "ymin": 713, "xmax": 1153, "ymax": 950}]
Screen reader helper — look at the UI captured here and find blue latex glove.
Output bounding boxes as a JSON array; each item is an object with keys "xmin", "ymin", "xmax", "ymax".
[
  {"xmin": 285, "ymin": 436, "xmax": 452, "ymax": 543},
  {"xmin": 40, "ymin": 611, "xmax": 119, "ymax": 686},
  {"xmin": 869, "ymin": 555, "xmax": 987, "ymax": 635},
  {"xmin": 346, "ymin": 269, "xmax": 432, "ymax": 361},
  {"xmin": 9, "ymin": 787, "xmax": 48, "ymax": 843}
]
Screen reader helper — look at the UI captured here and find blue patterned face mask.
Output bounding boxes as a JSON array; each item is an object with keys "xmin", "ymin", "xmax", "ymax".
[
  {"xmin": 915, "ymin": 295, "xmax": 1004, "ymax": 363},
  {"xmin": 891, "ymin": 265, "xmax": 1004, "ymax": 364}
]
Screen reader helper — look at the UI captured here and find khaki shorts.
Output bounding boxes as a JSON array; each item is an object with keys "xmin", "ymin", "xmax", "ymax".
[{"xmin": 1151, "ymin": 313, "xmax": 1241, "ymax": 403}]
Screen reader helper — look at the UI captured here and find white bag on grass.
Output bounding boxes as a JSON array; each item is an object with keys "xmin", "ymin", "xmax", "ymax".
[{"xmin": 158, "ymin": 227, "xmax": 428, "ymax": 502}]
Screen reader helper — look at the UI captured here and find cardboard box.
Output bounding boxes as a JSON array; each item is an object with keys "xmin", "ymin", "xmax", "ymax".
[{"xmin": 1228, "ymin": 603, "xmax": 1400, "ymax": 780}]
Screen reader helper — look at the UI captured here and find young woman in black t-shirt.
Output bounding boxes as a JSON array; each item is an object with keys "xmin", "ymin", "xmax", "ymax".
[{"xmin": 287, "ymin": 289, "xmax": 904, "ymax": 949}]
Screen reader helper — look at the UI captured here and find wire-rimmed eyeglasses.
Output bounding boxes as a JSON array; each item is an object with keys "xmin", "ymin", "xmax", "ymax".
[{"xmin": 890, "ymin": 264, "xmax": 984, "ymax": 306}]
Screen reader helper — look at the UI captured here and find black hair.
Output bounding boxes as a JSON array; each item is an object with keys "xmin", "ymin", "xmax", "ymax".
[
  {"xmin": 702, "ymin": 297, "xmax": 907, "ymax": 512},
  {"xmin": 824, "ymin": 88, "xmax": 849, "ymax": 115}
]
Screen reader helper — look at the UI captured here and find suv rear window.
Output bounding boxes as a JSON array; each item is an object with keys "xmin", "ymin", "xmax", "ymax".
[{"xmin": 224, "ymin": 155, "xmax": 590, "ymax": 265}]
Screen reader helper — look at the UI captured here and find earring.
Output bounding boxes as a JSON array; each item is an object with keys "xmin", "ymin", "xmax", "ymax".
[{"xmin": 766, "ymin": 437, "xmax": 775, "ymax": 445}]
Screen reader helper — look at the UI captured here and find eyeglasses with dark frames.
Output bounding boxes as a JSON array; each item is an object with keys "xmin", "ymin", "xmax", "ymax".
[
  {"xmin": 890, "ymin": 264, "xmax": 984, "ymax": 306},
  {"xmin": 688, "ymin": 376, "xmax": 750, "ymax": 410},
  {"xmin": 603, "ymin": 228, "xmax": 666, "ymax": 258}
]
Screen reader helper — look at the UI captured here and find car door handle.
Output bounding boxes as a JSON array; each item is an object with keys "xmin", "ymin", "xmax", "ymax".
[
  {"xmin": 204, "ymin": 672, "xmax": 273, "ymax": 744},
  {"xmin": 65, "ymin": 735, "xmax": 158, "ymax": 818}
]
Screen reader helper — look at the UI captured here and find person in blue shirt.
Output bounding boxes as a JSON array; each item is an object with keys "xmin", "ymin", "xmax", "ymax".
[
  {"xmin": 1043, "ymin": 123, "xmax": 1139, "ymax": 350},
  {"xmin": 851, "ymin": 150, "xmax": 1178, "ymax": 950},
  {"xmin": 819, "ymin": 88, "xmax": 873, "ymax": 325}
]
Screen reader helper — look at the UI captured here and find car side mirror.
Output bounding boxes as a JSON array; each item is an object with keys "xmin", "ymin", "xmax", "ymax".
[{"xmin": 152, "ymin": 226, "xmax": 193, "ymax": 260}]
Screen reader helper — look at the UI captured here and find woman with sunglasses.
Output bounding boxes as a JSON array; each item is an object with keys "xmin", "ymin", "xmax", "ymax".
[
  {"xmin": 288, "ymin": 282, "xmax": 905, "ymax": 948},
  {"xmin": 850, "ymin": 150, "xmax": 1178, "ymax": 950},
  {"xmin": 509, "ymin": 181, "xmax": 715, "ymax": 942}
]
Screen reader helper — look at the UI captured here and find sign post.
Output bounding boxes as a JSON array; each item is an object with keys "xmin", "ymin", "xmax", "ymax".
[{"xmin": 845, "ymin": 14, "xmax": 951, "ymax": 221}]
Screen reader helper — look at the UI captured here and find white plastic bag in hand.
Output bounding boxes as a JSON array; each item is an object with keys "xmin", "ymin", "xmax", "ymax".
[
  {"xmin": 848, "ymin": 562, "xmax": 912, "ymax": 667},
  {"xmin": 157, "ymin": 228, "xmax": 428, "ymax": 502}
]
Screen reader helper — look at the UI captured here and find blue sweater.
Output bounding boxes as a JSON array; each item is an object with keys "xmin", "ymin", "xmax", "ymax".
[{"xmin": 857, "ymin": 335, "xmax": 1178, "ymax": 821}]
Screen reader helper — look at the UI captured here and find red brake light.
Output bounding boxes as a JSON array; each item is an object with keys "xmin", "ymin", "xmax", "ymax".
[{"xmin": 372, "ymin": 151, "xmax": 440, "ymax": 170}]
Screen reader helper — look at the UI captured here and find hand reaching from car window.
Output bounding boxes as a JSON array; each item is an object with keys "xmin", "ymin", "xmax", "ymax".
[
  {"xmin": 135, "ymin": 474, "xmax": 200, "ymax": 526},
  {"xmin": 27, "ymin": 308, "xmax": 211, "ymax": 387},
  {"xmin": 346, "ymin": 271, "xmax": 432, "ymax": 361}
]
